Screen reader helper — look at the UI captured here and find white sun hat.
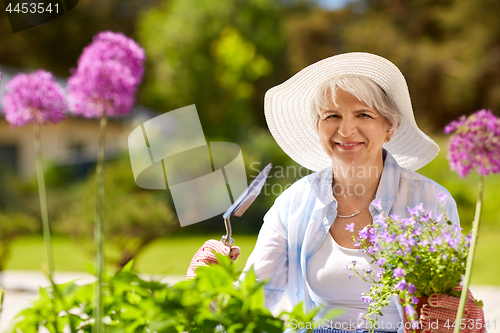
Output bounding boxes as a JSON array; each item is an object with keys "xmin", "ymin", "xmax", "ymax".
[{"xmin": 264, "ymin": 52, "xmax": 439, "ymax": 171}]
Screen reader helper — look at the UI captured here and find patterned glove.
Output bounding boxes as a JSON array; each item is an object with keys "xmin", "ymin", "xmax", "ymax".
[
  {"xmin": 186, "ymin": 239, "xmax": 240, "ymax": 280},
  {"xmin": 420, "ymin": 286, "xmax": 485, "ymax": 333}
]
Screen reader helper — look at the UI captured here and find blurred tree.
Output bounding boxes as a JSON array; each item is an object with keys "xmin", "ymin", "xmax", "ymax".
[
  {"xmin": 136, "ymin": 0, "xmax": 291, "ymax": 140},
  {"xmin": 275, "ymin": 0, "xmax": 500, "ymax": 129},
  {"xmin": 54, "ymin": 158, "xmax": 178, "ymax": 269},
  {"xmin": 0, "ymin": 0, "xmax": 159, "ymax": 77},
  {"xmin": 340, "ymin": 0, "xmax": 500, "ymax": 127}
]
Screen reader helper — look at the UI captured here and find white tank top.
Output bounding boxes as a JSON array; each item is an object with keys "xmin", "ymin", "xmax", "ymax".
[{"xmin": 307, "ymin": 233, "xmax": 400, "ymax": 330}]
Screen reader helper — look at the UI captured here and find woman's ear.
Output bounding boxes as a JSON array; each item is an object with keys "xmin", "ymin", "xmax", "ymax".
[{"xmin": 385, "ymin": 127, "xmax": 395, "ymax": 143}]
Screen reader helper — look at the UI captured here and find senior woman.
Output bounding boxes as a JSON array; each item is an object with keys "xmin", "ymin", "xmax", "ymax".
[{"xmin": 187, "ymin": 53, "xmax": 485, "ymax": 333}]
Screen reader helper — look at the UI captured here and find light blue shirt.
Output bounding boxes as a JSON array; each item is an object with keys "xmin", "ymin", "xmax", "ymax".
[{"xmin": 241, "ymin": 151, "xmax": 459, "ymax": 331}]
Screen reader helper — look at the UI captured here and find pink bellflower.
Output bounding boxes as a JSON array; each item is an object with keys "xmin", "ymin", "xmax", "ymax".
[
  {"xmin": 2, "ymin": 70, "xmax": 66, "ymax": 127},
  {"xmin": 68, "ymin": 31, "xmax": 146, "ymax": 118}
]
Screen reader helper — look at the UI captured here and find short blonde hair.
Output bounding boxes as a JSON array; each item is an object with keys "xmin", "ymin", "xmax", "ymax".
[{"xmin": 311, "ymin": 75, "xmax": 402, "ymax": 130}]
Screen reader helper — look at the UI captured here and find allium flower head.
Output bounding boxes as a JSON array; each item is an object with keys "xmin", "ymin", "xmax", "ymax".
[
  {"xmin": 2, "ymin": 70, "xmax": 66, "ymax": 127},
  {"xmin": 68, "ymin": 31, "xmax": 146, "ymax": 118},
  {"xmin": 444, "ymin": 109, "xmax": 500, "ymax": 177}
]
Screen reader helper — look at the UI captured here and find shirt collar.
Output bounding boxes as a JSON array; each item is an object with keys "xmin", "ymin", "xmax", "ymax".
[{"xmin": 371, "ymin": 149, "xmax": 401, "ymax": 215}]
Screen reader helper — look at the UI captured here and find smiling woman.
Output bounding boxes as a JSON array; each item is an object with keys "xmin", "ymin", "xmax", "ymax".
[{"xmin": 187, "ymin": 52, "xmax": 486, "ymax": 333}]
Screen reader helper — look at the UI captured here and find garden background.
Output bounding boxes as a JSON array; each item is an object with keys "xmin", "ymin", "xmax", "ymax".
[{"xmin": 0, "ymin": 0, "xmax": 499, "ymax": 330}]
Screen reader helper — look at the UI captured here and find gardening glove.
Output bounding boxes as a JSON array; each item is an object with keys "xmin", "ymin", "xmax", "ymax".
[
  {"xmin": 420, "ymin": 286, "xmax": 485, "ymax": 333},
  {"xmin": 186, "ymin": 239, "xmax": 240, "ymax": 280}
]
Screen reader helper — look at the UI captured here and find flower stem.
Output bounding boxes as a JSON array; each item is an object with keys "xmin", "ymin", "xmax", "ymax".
[
  {"xmin": 453, "ymin": 175, "xmax": 484, "ymax": 333},
  {"xmin": 93, "ymin": 113, "xmax": 107, "ymax": 333},
  {"xmin": 33, "ymin": 120, "xmax": 54, "ymax": 276}
]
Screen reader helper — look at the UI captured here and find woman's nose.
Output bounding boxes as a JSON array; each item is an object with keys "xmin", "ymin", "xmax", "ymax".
[{"xmin": 338, "ymin": 118, "xmax": 357, "ymax": 137}]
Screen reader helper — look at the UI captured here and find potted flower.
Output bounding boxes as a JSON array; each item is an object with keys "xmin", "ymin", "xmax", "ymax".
[{"xmin": 348, "ymin": 198, "xmax": 471, "ymax": 333}]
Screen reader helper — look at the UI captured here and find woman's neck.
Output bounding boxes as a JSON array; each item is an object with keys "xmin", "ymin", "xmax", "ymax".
[{"xmin": 331, "ymin": 158, "xmax": 384, "ymax": 200}]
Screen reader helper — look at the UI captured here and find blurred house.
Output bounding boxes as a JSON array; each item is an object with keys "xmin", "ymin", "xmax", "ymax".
[{"xmin": 0, "ymin": 65, "xmax": 157, "ymax": 179}]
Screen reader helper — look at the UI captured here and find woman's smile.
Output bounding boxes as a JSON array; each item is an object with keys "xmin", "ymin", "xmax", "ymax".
[{"xmin": 335, "ymin": 141, "xmax": 364, "ymax": 149}]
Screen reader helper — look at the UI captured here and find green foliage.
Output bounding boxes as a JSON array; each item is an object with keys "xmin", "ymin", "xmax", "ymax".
[
  {"xmin": 54, "ymin": 158, "xmax": 178, "ymax": 268},
  {"xmin": 11, "ymin": 256, "xmax": 324, "ymax": 333}
]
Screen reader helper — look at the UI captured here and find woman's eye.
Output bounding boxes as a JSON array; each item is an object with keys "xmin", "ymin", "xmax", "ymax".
[
  {"xmin": 359, "ymin": 113, "xmax": 372, "ymax": 118},
  {"xmin": 325, "ymin": 114, "xmax": 339, "ymax": 119}
]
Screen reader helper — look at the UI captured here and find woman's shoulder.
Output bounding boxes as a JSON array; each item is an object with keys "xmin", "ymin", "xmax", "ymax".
[{"xmin": 398, "ymin": 167, "xmax": 450, "ymax": 194}]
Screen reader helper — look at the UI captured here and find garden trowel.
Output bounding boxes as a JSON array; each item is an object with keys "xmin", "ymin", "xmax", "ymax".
[{"xmin": 221, "ymin": 163, "xmax": 272, "ymax": 246}]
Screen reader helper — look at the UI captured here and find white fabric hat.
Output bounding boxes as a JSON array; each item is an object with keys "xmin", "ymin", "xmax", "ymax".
[{"xmin": 264, "ymin": 52, "xmax": 439, "ymax": 171}]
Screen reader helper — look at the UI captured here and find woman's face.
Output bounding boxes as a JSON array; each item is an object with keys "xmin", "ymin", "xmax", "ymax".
[{"xmin": 317, "ymin": 89, "xmax": 394, "ymax": 168}]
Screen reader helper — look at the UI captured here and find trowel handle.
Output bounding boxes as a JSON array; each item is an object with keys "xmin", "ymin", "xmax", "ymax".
[{"xmin": 221, "ymin": 216, "xmax": 234, "ymax": 246}]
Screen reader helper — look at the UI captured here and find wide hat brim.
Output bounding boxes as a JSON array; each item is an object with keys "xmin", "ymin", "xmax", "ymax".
[{"xmin": 264, "ymin": 52, "xmax": 439, "ymax": 171}]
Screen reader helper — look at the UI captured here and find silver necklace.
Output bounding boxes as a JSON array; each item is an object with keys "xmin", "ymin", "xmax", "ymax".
[{"xmin": 336, "ymin": 195, "xmax": 375, "ymax": 218}]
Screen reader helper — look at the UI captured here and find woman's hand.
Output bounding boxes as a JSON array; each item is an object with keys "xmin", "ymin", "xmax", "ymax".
[
  {"xmin": 186, "ymin": 239, "xmax": 240, "ymax": 279},
  {"xmin": 420, "ymin": 287, "xmax": 485, "ymax": 333}
]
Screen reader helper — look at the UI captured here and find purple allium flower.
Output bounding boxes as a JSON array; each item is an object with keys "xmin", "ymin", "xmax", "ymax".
[
  {"xmin": 358, "ymin": 312, "xmax": 364, "ymax": 319},
  {"xmin": 68, "ymin": 31, "xmax": 146, "ymax": 118},
  {"xmin": 411, "ymin": 296, "xmax": 419, "ymax": 305},
  {"xmin": 376, "ymin": 268, "xmax": 384, "ymax": 280},
  {"xmin": 428, "ymin": 246, "xmax": 436, "ymax": 252},
  {"xmin": 345, "ymin": 222, "xmax": 355, "ymax": 232},
  {"xmin": 376, "ymin": 258, "xmax": 386, "ymax": 266},
  {"xmin": 395, "ymin": 248, "xmax": 403, "ymax": 256},
  {"xmin": 445, "ymin": 109, "xmax": 500, "ymax": 177},
  {"xmin": 372, "ymin": 198, "xmax": 382, "ymax": 210},
  {"xmin": 408, "ymin": 283, "xmax": 416, "ymax": 294},
  {"xmin": 395, "ymin": 279, "xmax": 407, "ymax": 290},
  {"xmin": 392, "ymin": 268, "xmax": 406, "ymax": 278},
  {"xmin": 443, "ymin": 254, "xmax": 448, "ymax": 260},
  {"xmin": 2, "ymin": 70, "xmax": 66, "ymax": 127}
]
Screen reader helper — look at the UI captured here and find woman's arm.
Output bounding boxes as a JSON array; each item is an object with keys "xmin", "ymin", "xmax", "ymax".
[{"xmin": 239, "ymin": 197, "xmax": 289, "ymax": 311}]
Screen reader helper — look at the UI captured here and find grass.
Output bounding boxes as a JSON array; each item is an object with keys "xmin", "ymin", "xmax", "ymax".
[
  {"xmin": 5, "ymin": 229, "xmax": 500, "ymax": 285},
  {"xmin": 5, "ymin": 234, "xmax": 258, "ymax": 276}
]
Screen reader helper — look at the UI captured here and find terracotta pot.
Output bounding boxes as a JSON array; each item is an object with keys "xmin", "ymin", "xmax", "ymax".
[{"xmin": 402, "ymin": 296, "xmax": 428, "ymax": 333}]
